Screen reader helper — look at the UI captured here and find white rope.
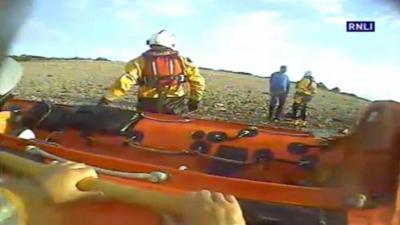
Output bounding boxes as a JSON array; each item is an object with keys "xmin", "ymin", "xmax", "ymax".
[{"xmin": 25, "ymin": 145, "xmax": 169, "ymax": 183}]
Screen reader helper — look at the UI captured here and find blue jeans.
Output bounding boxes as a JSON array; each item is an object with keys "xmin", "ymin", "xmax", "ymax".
[{"xmin": 269, "ymin": 93, "xmax": 288, "ymax": 119}]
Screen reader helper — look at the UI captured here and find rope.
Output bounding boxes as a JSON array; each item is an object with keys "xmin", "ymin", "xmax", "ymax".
[
  {"xmin": 44, "ymin": 131, "xmax": 64, "ymax": 142},
  {"xmin": 37, "ymin": 128, "xmax": 323, "ymax": 168},
  {"xmin": 25, "ymin": 145, "xmax": 169, "ymax": 183},
  {"xmin": 141, "ymin": 113, "xmax": 191, "ymax": 123},
  {"xmin": 119, "ymin": 113, "xmax": 142, "ymax": 133},
  {"xmin": 33, "ymin": 102, "xmax": 53, "ymax": 128},
  {"xmin": 126, "ymin": 139, "xmax": 274, "ymax": 165},
  {"xmin": 126, "ymin": 141, "xmax": 190, "ymax": 155},
  {"xmin": 193, "ymin": 151, "xmax": 260, "ymax": 165}
]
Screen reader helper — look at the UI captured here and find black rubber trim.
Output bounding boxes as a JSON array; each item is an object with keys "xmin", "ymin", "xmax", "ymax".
[
  {"xmin": 119, "ymin": 113, "xmax": 143, "ymax": 134},
  {"xmin": 298, "ymin": 155, "xmax": 319, "ymax": 170},
  {"xmin": 191, "ymin": 130, "xmax": 206, "ymax": 140},
  {"xmin": 253, "ymin": 149, "xmax": 275, "ymax": 162},
  {"xmin": 208, "ymin": 145, "xmax": 248, "ymax": 177},
  {"xmin": 206, "ymin": 131, "xmax": 228, "ymax": 143},
  {"xmin": 240, "ymin": 199, "xmax": 346, "ymax": 225},
  {"xmin": 238, "ymin": 128, "xmax": 259, "ymax": 138},
  {"xmin": 288, "ymin": 143, "xmax": 309, "ymax": 155},
  {"xmin": 190, "ymin": 141, "xmax": 211, "ymax": 154},
  {"xmin": 125, "ymin": 130, "xmax": 144, "ymax": 143}
]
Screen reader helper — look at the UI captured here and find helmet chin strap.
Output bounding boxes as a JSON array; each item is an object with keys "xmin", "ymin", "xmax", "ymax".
[{"xmin": 149, "ymin": 45, "xmax": 174, "ymax": 52}]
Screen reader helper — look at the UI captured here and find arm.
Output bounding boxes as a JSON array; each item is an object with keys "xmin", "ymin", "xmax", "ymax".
[
  {"xmin": 311, "ymin": 81, "xmax": 318, "ymax": 94},
  {"xmin": 0, "ymin": 180, "xmax": 55, "ymax": 225},
  {"xmin": 103, "ymin": 57, "xmax": 144, "ymax": 102},
  {"xmin": 0, "ymin": 162, "xmax": 98, "ymax": 225},
  {"xmin": 269, "ymin": 73, "xmax": 275, "ymax": 93},
  {"xmin": 286, "ymin": 76, "xmax": 290, "ymax": 95},
  {"xmin": 181, "ymin": 57, "xmax": 205, "ymax": 102},
  {"xmin": 296, "ymin": 79, "xmax": 308, "ymax": 93}
]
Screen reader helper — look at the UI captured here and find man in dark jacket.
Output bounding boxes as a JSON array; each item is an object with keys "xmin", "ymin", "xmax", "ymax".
[{"xmin": 268, "ymin": 65, "xmax": 290, "ymax": 121}]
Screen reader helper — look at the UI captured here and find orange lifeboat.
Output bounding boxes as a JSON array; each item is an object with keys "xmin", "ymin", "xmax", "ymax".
[
  {"xmin": 2, "ymin": 99, "xmax": 326, "ymax": 185},
  {"xmin": 0, "ymin": 99, "xmax": 399, "ymax": 225},
  {"xmin": 0, "ymin": 133, "xmax": 396, "ymax": 225}
]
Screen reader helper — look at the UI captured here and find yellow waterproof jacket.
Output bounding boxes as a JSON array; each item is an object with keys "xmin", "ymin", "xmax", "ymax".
[
  {"xmin": 104, "ymin": 51, "xmax": 205, "ymax": 102},
  {"xmin": 295, "ymin": 77, "xmax": 318, "ymax": 96}
]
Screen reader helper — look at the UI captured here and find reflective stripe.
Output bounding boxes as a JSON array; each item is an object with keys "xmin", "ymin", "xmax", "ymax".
[
  {"xmin": 168, "ymin": 59, "xmax": 174, "ymax": 75},
  {"xmin": 151, "ymin": 60, "xmax": 158, "ymax": 75},
  {"xmin": 142, "ymin": 75, "xmax": 187, "ymax": 86},
  {"xmin": 123, "ymin": 73, "xmax": 135, "ymax": 82}
]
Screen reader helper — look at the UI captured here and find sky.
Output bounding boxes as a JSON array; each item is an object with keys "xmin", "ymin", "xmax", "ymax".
[{"xmin": 9, "ymin": 0, "xmax": 400, "ymax": 101}]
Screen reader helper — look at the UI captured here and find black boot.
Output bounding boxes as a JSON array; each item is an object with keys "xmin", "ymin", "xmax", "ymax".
[
  {"xmin": 268, "ymin": 104, "xmax": 275, "ymax": 120},
  {"xmin": 292, "ymin": 103, "xmax": 299, "ymax": 119},
  {"xmin": 300, "ymin": 104, "xmax": 307, "ymax": 121}
]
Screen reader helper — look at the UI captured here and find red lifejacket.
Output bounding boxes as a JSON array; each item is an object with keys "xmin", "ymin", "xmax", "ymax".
[{"xmin": 141, "ymin": 50, "xmax": 186, "ymax": 87}]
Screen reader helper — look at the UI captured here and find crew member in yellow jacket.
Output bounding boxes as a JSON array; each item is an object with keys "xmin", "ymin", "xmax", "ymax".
[
  {"xmin": 99, "ymin": 30, "xmax": 205, "ymax": 115},
  {"xmin": 291, "ymin": 71, "xmax": 318, "ymax": 126}
]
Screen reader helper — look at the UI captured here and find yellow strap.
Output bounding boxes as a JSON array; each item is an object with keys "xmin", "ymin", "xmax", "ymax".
[
  {"xmin": 0, "ymin": 188, "xmax": 27, "ymax": 225},
  {"xmin": 0, "ymin": 111, "xmax": 12, "ymax": 134}
]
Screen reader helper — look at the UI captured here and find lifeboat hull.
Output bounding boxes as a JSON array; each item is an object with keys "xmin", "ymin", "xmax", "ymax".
[
  {"xmin": 0, "ymin": 133, "xmax": 394, "ymax": 225},
  {"xmin": 3, "ymin": 99, "xmax": 327, "ymax": 185}
]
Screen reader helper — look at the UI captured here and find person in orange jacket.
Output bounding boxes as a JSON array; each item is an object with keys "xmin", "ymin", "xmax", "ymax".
[{"xmin": 99, "ymin": 30, "xmax": 205, "ymax": 115}]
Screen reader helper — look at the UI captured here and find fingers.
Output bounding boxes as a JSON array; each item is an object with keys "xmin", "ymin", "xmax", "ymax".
[
  {"xmin": 65, "ymin": 163, "xmax": 87, "ymax": 169},
  {"xmin": 197, "ymin": 190, "xmax": 213, "ymax": 204},
  {"xmin": 196, "ymin": 190, "xmax": 239, "ymax": 205},
  {"xmin": 50, "ymin": 161, "xmax": 93, "ymax": 171},
  {"xmin": 44, "ymin": 161, "xmax": 98, "ymax": 180},
  {"xmin": 50, "ymin": 160, "xmax": 75, "ymax": 166},
  {"xmin": 57, "ymin": 161, "xmax": 84, "ymax": 167},
  {"xmin": 75, "ymin": 167, "xmax": 98, "ymax": 179},
  {"xmin": 211, "ymin": 192, "xmax": 226, "ymax": 203},
  {"xmin": 182, "ymin": 190, "xmax": 245, "ymax": 225},
  {"xmin": 186, "ymin": 191, "xmax": 197, "ymax": 200},
  {"xmin": 225, "ymin": 194, "xmax": 239, "ymax": 204}
]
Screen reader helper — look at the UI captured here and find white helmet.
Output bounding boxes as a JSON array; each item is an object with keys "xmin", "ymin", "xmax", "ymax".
[
  {"xmin": 304, "ymin": 71, "xmax": 312, "ymax": 76},
  {"xmin": 146, "ymin": 30, "xmax": 176, "ymax": 49}
]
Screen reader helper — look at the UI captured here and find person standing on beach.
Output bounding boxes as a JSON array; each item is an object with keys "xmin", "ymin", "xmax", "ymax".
[{"xmin": 268, "ymin": 65, "xmax": 290, "ymax": 121}]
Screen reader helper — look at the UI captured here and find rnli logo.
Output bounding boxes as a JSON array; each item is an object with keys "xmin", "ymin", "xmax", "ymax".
[{"xmin": 346, "ymin": 21, "xmax": 375, "ymax": 32}]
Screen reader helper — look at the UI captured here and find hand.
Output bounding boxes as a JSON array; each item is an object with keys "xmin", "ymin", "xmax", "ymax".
[
  {"xmin": 34, "ymin": 162, "xmax": 99, "ymax": 204},
  {"xmin": 188, "ymin": 100, "xmax": 200, "ymax": 112},
  {"xmin": 2, "ymin": 162, "xmax": 98, "ymax": 225},
  {"xmin": 162, "ymin": 190, "xmax": 246, "ymax": 225}
]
